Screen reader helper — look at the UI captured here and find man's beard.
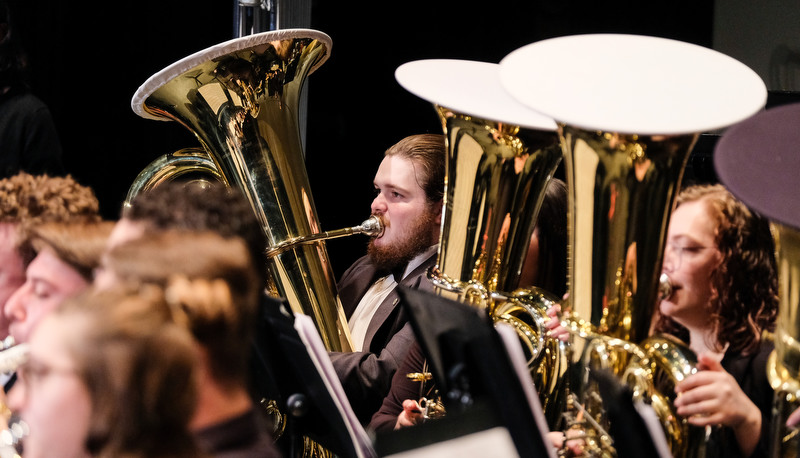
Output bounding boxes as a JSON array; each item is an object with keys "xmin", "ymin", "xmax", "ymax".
[{"xmin": 367, "ymin": 210, "xmax": 437, "ymax": 272}]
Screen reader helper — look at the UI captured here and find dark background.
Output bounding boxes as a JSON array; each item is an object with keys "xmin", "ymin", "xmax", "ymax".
[{"xmin": 5, "ymin": 0, "xmax": 723, "ymax": 279}]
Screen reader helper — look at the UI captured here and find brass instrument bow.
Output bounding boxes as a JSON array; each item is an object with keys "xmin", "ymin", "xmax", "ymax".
[
  {"xmin": 129, "ymin": 29, "xmax": 355, "ymax": 353},
  {"xmin": 396, "ymin": 59, "xmax": 568, "ymax": 427},
  {"xmin": 500, "ymin": 33, "xmax": 767, "ymax": 457}
]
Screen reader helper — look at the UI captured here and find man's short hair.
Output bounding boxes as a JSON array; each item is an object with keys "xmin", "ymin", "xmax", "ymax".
[{"xmin": 384, "ymin": 134, "xmax": 446, "ymax": 203}]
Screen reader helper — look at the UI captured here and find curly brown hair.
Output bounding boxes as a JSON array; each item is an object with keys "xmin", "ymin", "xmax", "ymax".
[
  {"xmin": 656, "ymin": 184, "xmax": 778, "ymax": 355},
  {"xmin": 0, "ymin": 172, "xmax": 100, "ymax": 225}
]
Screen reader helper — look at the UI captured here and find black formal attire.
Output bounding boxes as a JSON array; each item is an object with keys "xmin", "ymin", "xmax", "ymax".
[
  {"xmin": 368, "ymin": 340, "xmax": 427, "ymax": 433},
  {"xmin": 706, "ymin": 339, "xmax": 774, "ymax": 458},
  {"xmin": 194, "ymin": 406, "xmax": 282, "ymax": 458},
  {"xmin": 0, "ymin": 87, "xmax": 64, "ymax": 178},
  {"xmin": 329, "ymin": 250, "xmax": 437, "ymax": 425}
]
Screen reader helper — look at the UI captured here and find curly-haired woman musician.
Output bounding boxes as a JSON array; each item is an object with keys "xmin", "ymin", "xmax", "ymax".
[{"xmin": 655, "ymin": 183, "xmax": 778, "ymax": 458}]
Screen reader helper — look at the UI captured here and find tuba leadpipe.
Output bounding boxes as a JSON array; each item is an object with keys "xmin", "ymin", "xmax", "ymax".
[
  {"xmin": 501, "ymin": 33, "xmax": 767, "ymax": 457},
  {"xmin": 129, "ymin": 29, "xmax": 354, "ymax": 352}
]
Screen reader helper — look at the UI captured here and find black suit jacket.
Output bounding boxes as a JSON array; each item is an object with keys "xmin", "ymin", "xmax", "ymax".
[{"xmin": 329, "ymin": 252, "xmax": 436, "ymax": 425}]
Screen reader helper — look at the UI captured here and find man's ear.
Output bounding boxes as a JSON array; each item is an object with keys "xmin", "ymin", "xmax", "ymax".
[{"xmin": 433, "ymin": 200, "xmax": 443, "ymax": 225}]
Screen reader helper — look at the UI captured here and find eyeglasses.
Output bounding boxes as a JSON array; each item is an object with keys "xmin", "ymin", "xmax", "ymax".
[
  {"xmin": 16, "ymin": 360, "xmax": 78, "ymax": 390},
  {"xmin": 663, "ymin": 241, "xmax": 716, "ymax": 269}
]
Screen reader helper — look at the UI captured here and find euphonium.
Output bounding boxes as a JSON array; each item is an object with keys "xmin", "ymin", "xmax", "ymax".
[
  {"xmin": 711, "ymin": 102, "xmax": 800, "ymax": 458},
  {"xmin": 129, "ymin": 29, "xmax": 355, "ymax": 352},
  {"xmin": 501, "ymin": 33, "xmax": 767, "ymax": 456},
  {"xmin": 395, "ymin": 59, "xmax": 568, "ymax": 426},
  {"xmin": 765, "ymin": 222, "xmax": 800, "ymax": 458}
]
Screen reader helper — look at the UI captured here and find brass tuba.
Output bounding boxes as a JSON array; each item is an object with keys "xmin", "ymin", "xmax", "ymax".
[
  {"xmin": 395, "ymin": 59, "xmax": 568, "ymax": 426},
  {"xmin": 712, "ymin": 102, "xmax": 800, "ymax": 458},
  {"xmin": 129, "ymin": 29, "xmax": 356, "ymax": 353},
  {"xmin": 500, "ymin": 33, "xmax": 767, "ymax": 456}
]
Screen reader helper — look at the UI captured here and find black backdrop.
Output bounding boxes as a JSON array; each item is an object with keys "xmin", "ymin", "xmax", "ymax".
[{"xmin": 8, "ymin": 0, "xmax": 714, "ymax": 279}]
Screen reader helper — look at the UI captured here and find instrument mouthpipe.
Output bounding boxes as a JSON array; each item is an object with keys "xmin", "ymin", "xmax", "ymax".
[
  {"xmin": 0, "ymin": 343, "xmax": 29, "ymax": 375},
  {"xmin": 264, "ymin": 216, "xmax": 383, "ymax": 258}
]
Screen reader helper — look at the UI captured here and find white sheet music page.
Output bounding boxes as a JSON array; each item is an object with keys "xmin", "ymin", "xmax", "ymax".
[
  {"xmin": 293, "ymin": 313, "xmax": 377, "ymax": 458},
  {"xmin": 495, "ymin": 323, "xmax": 557, "ymax": 458},
  {"xmin": 384, "ymin": 426, "xmax": 519, "ymax": 458}
]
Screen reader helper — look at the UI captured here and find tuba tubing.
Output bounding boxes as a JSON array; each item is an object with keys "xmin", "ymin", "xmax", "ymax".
[
  {"xmin": 129, "ymin": 29, "xmax": 355, "ymax": 352},
  {"xmin": 396, "ymin": 59, "xmax": 569, "ymax": 429},
  {"xmin": 500, "ymin": 33, "xmax": 767, "ymax": 457}
]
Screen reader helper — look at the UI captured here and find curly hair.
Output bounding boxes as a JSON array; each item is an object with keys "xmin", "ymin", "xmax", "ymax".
[
  {"xmin": 656, "ymin": 184, "xmax": 778, "ymax": 355},
  {"xmin": 122, "ymin": 181, "xmax": 266, "ymax": 287},
  {"xmin": 0, "ymin": 172, "xmax": 100, "ymax": 225}
]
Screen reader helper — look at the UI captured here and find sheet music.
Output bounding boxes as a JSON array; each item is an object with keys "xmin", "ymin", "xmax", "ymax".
[
  {"xmin": 495, "ymin": 323, "xmax": 557, "ymax": 458},
  {"xmin": 384, "ymin": 426, "xmax": 519, "ymax": 458},
  {"xmin": 633, "ymin": 401, "xmax": 672, "ymax": 458},
  {"xmin": 292, "ymin": 313, "xmax": 377, "ymax": 458}
]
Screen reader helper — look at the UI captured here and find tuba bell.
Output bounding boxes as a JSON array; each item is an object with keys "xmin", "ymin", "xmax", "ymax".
[
  {"xmin": 712, "ymin": 102, "xmax": 800, "ymax": 458},
  {"xmin": 500, "ymin": 33, "xmax": 767, "ymax": 456},
  {"xmin": 395, "ymin": 58, "xmax": 568, "ymax": 427},
  {"xmin": 129, "ymin": 29, "xmax": 358, "ymax": 353}
]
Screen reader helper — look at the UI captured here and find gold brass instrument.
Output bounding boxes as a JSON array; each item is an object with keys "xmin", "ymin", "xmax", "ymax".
[
  {"xmin": 129, "ymin": 29, "xmax": 355, "ymax": 353},
  {"xmin": 396, "ymin": 59, "xmax": 568, "ymax": 427},
  {"xmin": 711, "ymin": 102, "xmax": 800, "ymax": 458},
  {"xmin": 556, "ymin": 126, "xmax": 703, "ymax": 457},
  {"xmin": 500, "ymin": 33, "xmax": 767, "ymax": 457},
  {"xmin": 766, "ymin": 223, "xmax": 800, "ymax": 457}
]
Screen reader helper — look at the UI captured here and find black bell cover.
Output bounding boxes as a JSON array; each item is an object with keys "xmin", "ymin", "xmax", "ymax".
[{"xmin": 714, "ymin": 102, "xmax": 800, "ymax": 230}]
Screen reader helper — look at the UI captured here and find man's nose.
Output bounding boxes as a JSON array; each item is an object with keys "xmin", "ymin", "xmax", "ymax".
[{"xmin": 371, "ymin": 193, "xmax": 387, "ymax": 215}]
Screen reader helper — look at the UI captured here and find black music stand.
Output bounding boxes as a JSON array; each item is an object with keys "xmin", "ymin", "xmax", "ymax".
[
  {"xmin": 372, "ymin": 286, "xmax": 553, "ymax": 457},
  {"xmin": 251, "ymin": 294, "xmax": 375, "ymax": 458}
]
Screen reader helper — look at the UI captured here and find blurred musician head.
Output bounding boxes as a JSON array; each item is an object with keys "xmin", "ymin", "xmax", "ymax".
[
  {"xmin": 9, "ymin": 285, "xmax": 202, "ymax": 458},
  {"xmin": 109, "ymin": 181, "xmax": 266, "ymax": 289},
  {"xmin": 0, "ymin": 172, "xmax": 100, "ymax": 340},
  {"xmin": 95, "ymin": 230, "xmax": 280, "ymax": 456},
  {"xmin": 4, "ymin": 220, "xmax": 112, "ymax": 344}
]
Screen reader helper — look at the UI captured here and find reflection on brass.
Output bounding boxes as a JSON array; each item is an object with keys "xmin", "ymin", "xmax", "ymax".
[
  {"xmin": 558, "ymin": 124, "xmax": 708, "ymax": 457},
  {"xmin": 766, "ymin": 223, "xmax": 800, "ymax": 457},
  {"xmin": 427, "ymin": 105, "xmax": 568, "ymax": 428},
  {"xmin": 128, "ymin": 31, "xmax": 355, "ymax": 353}
]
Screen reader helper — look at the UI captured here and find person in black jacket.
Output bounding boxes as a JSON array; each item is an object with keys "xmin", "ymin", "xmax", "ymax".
[
  {"xmin": 655, "ymin": 183, "xmax": 778, "ymax": 458},
  {"xmin": 0, "ymin": 0, "xmax": 64, "ymax": 178},
  {"xmin": 329, "ymin": 133, "xmax": 445, "ymax": 425}
]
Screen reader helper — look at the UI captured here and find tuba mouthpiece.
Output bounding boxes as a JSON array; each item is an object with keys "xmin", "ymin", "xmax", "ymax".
[
  {"xmin": 658, "ymin": 272, "xmax": 673, "ymax": 301},
  {"xmin": 358, "ymin": 215, "xmax": 384, "ymax": 238}
]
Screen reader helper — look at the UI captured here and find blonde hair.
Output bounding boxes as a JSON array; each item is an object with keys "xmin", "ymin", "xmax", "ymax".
[
  {"xmin": 19, "ymin": 220, "xmax": 115, "ymax": 278},
  {"xmin": 103, "ymin": 230, "xmax": 259, "ymax": 384}
]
